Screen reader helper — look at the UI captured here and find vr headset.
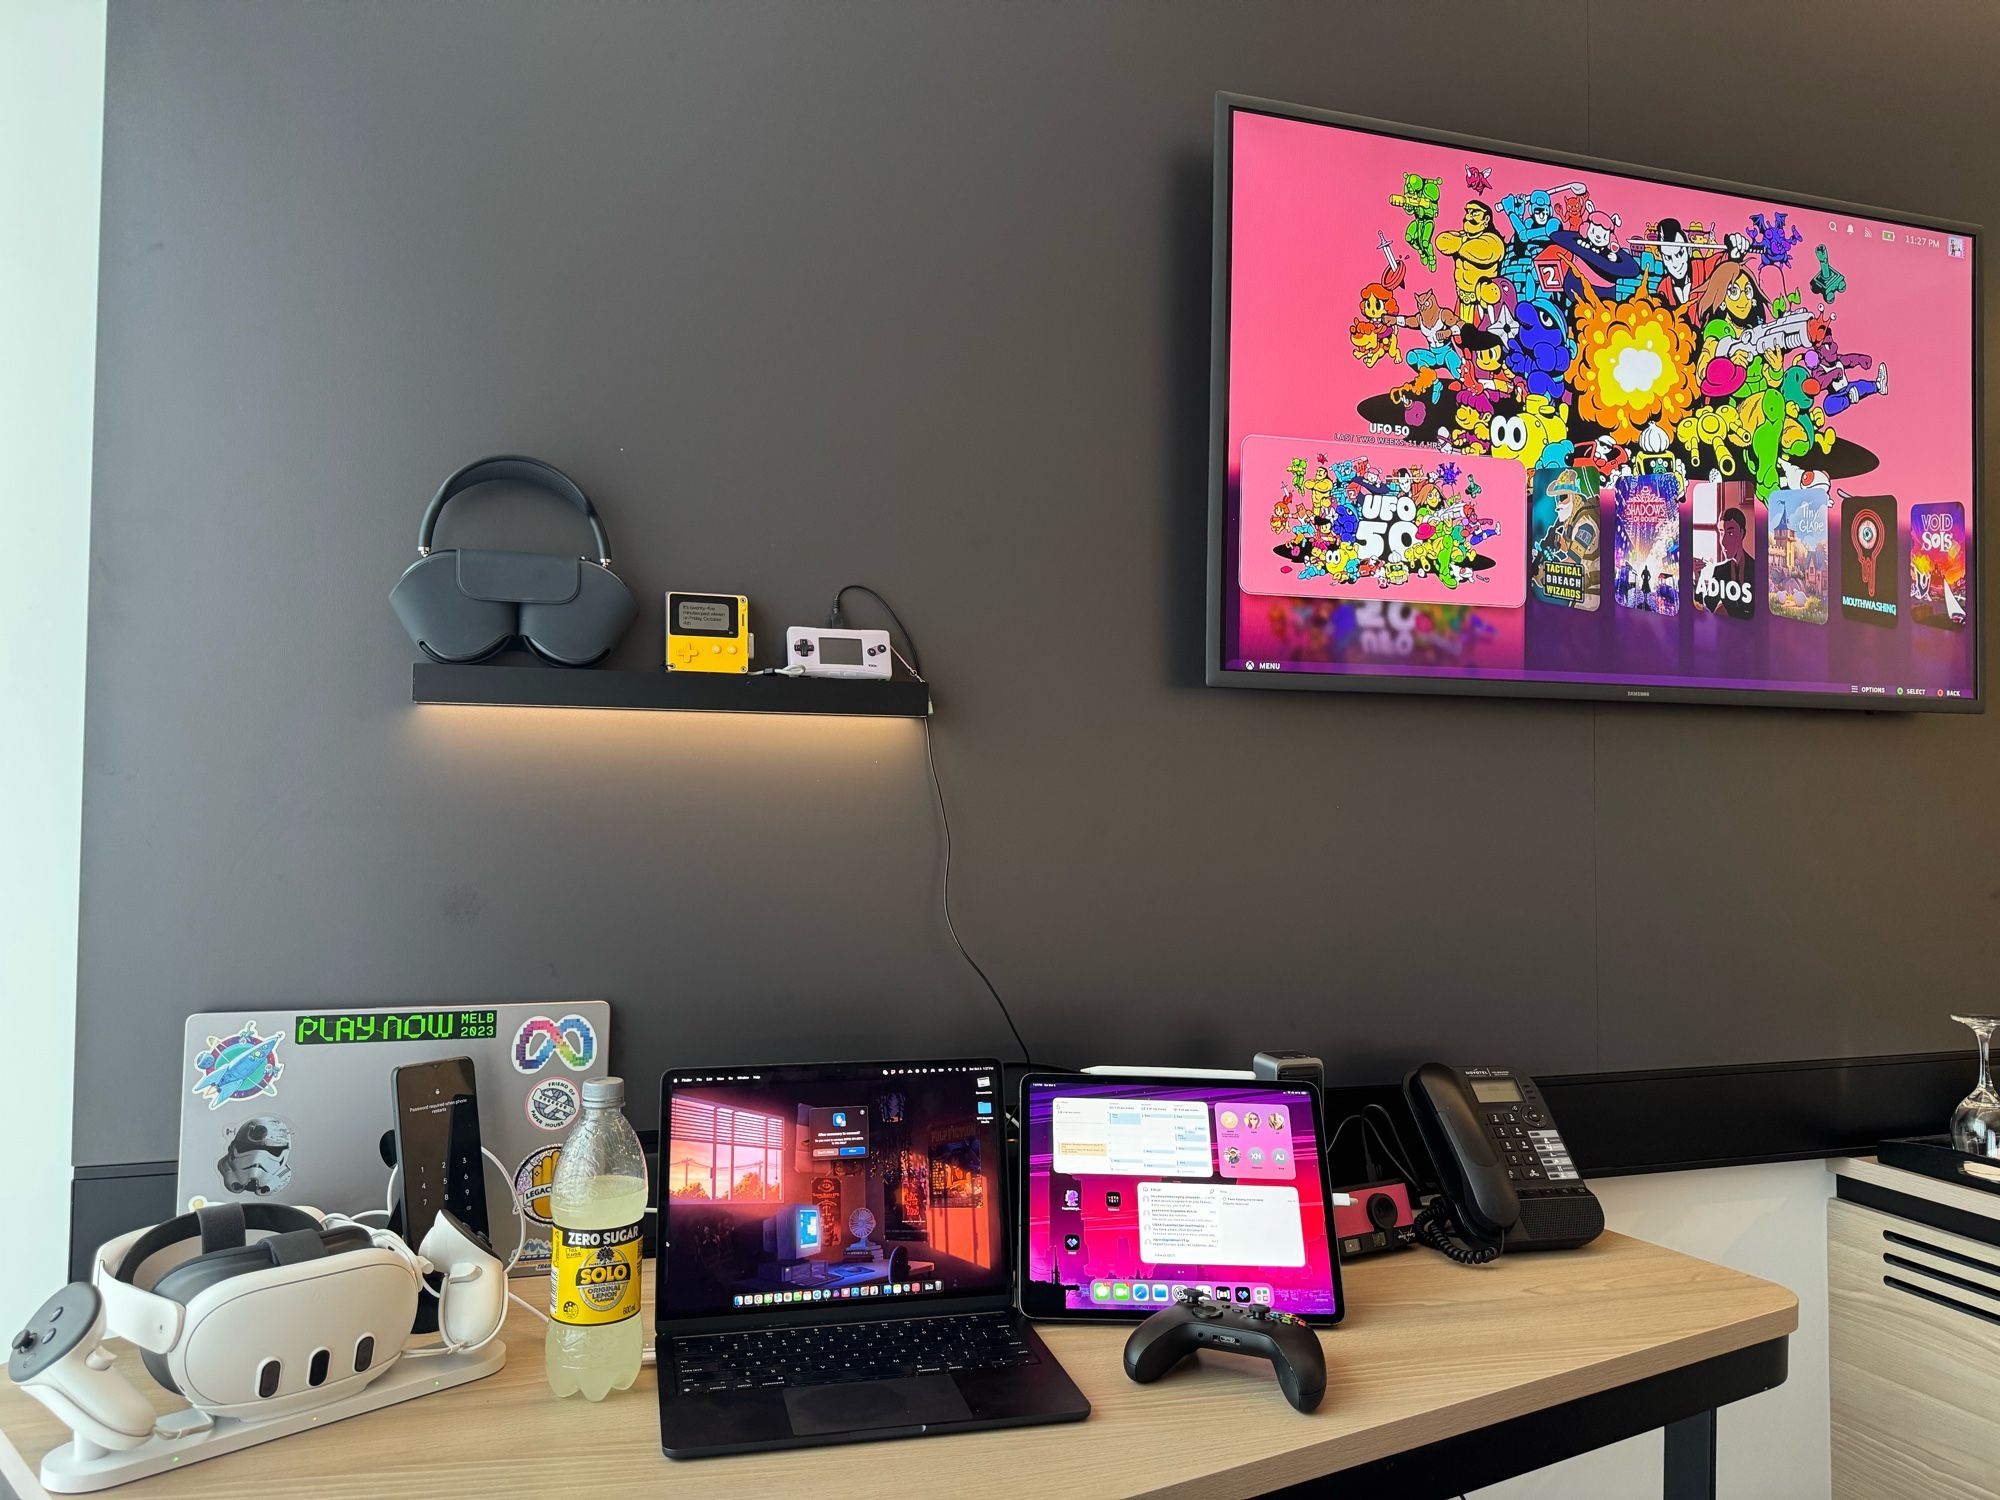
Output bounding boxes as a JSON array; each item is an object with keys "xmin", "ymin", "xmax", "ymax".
[
  {"xmin": 389, "ymin": 455, "xmax": 638, "ymax": 666},
  {"xmin": 9, "ymin": 1202, "xmax": 501, "ymax": 1455}
]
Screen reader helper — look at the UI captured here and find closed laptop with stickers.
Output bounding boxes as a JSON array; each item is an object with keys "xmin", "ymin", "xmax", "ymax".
[{"xmin": 175, "ymin": 1002, "xmax": 609, "ymax": 1274}]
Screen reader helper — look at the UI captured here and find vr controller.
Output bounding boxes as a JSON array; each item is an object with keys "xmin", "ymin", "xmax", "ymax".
[{"xmin": 9, "ymin": 1203, "xmax": 505, "ymax": 1491}]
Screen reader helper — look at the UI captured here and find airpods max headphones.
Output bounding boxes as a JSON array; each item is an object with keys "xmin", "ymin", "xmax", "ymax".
[{"xmin": 388, "ymin": 455, "xmax": 638, "ymax": 666}]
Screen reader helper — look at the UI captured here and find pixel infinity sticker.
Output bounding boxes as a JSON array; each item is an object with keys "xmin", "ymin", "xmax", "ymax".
[{"xmin": 511, "ymin": 1013, "xmax": 598, "ymax": 1074}]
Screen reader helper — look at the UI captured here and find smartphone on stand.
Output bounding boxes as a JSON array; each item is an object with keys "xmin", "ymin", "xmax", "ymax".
[{"xmin": 391, "ymin": 1056, "xmax": 492, "ymax": 1333}]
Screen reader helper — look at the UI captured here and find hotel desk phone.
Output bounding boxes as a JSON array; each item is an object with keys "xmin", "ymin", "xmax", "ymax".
[{"xmin": 1404, "ymin": 1064, "xmax": 1603, "ymax": 1261}]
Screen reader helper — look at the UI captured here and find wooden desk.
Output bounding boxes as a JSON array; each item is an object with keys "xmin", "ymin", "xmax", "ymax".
[{"xmin": 1, "ymin": 1231, "xmax": 1794, "ymax": 1500}]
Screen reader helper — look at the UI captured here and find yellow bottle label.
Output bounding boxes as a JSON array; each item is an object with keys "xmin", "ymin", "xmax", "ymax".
[{"xmin": 549, "ymin": 1221, "xmax": 643, "ymax": 1326}]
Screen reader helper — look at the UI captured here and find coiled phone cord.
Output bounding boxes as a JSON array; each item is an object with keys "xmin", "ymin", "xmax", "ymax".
[{"xmin": 1412, "ymin": 1200, "xmax": 1502, "ymax": 1266}]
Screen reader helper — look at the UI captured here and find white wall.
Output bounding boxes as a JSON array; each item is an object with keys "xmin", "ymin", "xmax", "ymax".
[
  {"xmin": 0, "ymin": 0, "xmax": 105, "ymax": 1326},
  {"xmin": 1480, "ymin": 1159, "xmax": 1834, "ymax": 1500}
]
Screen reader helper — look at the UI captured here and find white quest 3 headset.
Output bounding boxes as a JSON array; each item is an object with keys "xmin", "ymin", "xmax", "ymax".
[{"xmin": 8, "ymin": 1201, "xmax": 502, "ymax": 1454}]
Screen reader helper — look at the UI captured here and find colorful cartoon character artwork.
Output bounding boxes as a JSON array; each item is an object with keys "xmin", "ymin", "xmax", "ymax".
[
  {"xmin": 1838, "ymin": 490, "xmax": 1898, "ymax": 626},
  {"xmin": 1350, "ymin": 232, "xmax": 1407, "ymax": 368},
  {"xmin": 1804, "ymin": 338, "xmax": 1886, "ymax": 418},
  {"xmin": 1746, "ymin": 211, "xmax": 1803, "ymax": 269},
  {"xmin": 191, "ymin": 1022, "xmax": 286, "ymax": 1111},
  {"xmin": 1909, "ymin": 501, "xmax": 1970, "ymax": 629},
  {"xmin": 1238, "ymin": 436, "xmax": 1527, "ymax": 608},
  {"xmin": 1390, "ymin": 172, "xmax": 1443, "ymax": 271},
  {"xmin": 1612, "ymin": 474, "xmax": 1682, "ymax": 615},
  {"xmin": 1433, "ymin": 199, "xmax": 1507, "ymax": 324},
  {"xmin": 1529, "ymin": 466, "xmax": 1600, "ymax": 610},
  {"xmin": 1226, "ymin": 110, "xmax": 1976, "ymax": 699},
  {"xmin": 1333, "ymin": 161, "xmax": 1904, "ymax": 511},
  {"xmin": 1766, "ymin": 486, "xmax": 1830, "ymax": 624}
]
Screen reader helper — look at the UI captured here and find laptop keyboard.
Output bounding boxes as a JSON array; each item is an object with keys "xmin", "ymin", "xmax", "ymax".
[{"xmin": 670, "ymin": 1312, "xmax": 1039, "ymax": 1394}]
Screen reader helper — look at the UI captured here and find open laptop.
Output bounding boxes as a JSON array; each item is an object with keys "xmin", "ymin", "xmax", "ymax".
[{"xmin": 657, "ymin": 1058, "xmax": 1089, "ymax": 1457}]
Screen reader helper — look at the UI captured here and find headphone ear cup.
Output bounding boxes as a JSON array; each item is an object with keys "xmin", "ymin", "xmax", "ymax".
[
  {"xmin": 518, "ymin": 565, "xmax": 637, "ymax": 667},
  {"xmin": 390, "ymin": 553, "xmax": 518, "ymax": 663}
]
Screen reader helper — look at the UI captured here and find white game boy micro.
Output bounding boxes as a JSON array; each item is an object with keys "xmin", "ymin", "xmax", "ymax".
[{"xmin": 786, "ymin": 626, "xmax": 893, "ymax": 678}]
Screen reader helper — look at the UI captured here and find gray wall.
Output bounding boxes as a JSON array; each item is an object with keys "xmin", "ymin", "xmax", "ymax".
[{"xmin": 79, "ymin": 0, "xmax": 1997, "ymax": 1167}]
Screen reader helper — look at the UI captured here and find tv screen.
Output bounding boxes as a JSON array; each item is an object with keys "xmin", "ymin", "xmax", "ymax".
[{"xmin": 1207, "ymin": 95, "xmax": 1980, "ymax": 710}]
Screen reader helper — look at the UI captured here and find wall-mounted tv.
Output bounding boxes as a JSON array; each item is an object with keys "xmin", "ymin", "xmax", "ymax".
[{"xmin": 1206, "ymin": 94, "xmax": 1980, "ymax": 711}]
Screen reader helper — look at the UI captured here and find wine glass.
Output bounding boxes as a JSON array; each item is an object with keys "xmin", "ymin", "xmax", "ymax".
[{"xmin": 1949, "ymin": 1014, "xmax": 2000, "ymax": 1158}]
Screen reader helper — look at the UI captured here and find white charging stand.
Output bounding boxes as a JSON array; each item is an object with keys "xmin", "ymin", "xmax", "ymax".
[{"xmin": 38, "ymin": 1342, "xmax": 505, "ymax": 1495}]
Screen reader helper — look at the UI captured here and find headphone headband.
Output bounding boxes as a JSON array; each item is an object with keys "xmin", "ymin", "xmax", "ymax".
[{"xmin": 417, "ymin": 455, "xmax": 613, "ymax": 566}]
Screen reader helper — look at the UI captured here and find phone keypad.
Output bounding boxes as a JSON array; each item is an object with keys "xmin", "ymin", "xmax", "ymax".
[{"xmin": 1486, "ymin": 1099, "xmax": 1579, "ymax": 1186}]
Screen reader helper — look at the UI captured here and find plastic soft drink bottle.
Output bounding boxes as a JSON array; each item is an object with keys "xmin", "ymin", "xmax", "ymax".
[{"xmin": 546, "ymin": 1076, "xmax": 648, "ymax": 1398}]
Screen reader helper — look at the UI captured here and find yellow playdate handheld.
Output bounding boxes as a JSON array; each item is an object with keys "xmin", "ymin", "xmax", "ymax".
[{"xmin": 665, "ymin": 591, "xmax": 753, "ymax": 672}]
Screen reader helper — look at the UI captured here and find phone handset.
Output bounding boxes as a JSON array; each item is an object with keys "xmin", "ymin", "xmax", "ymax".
[
  {"xmin": 1405, "ymin": 1063, "xmax": 1516, "ymax": 1264},
  {"xmin": 1402, "ymin": 1063, "xmax": 1604, "ymax": 1262}
]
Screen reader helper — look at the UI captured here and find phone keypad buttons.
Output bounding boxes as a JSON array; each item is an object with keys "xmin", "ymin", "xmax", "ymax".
[{"xmin": 1524, "ymin": 1127, "xmax": 1578, "ymax": 1182}]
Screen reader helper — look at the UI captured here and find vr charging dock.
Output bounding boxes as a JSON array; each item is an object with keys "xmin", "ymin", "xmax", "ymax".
[{"xmin": 38, "ymin": 1342, "xmax": 505, "ymax": 1495}]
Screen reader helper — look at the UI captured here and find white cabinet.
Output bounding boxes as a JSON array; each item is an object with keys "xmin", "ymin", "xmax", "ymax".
[{"xmin": 1829, "ymin": 1159, "xmax": 2000, "ymax": 1499}]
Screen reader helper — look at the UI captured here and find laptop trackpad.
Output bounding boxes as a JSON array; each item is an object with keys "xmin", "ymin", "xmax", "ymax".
[{"xmin": 784, "ymin": 1375, "xmax": 973, "ymax": 1435}]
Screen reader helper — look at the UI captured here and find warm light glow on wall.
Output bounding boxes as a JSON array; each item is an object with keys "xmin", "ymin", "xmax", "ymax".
[{"xmin": 404, "ymin": 702, "xmax": 922, "ymax": 781}]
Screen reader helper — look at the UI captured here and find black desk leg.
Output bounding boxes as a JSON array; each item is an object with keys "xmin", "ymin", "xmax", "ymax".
[{"xmin": 1662, "ymin": 1408, "xmax": 1718, "ymax": 1500}]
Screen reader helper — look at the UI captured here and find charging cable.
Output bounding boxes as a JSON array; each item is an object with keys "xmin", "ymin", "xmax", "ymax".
[
  {"xmin": 829, "ymin": 584, "xmax": 923, "ymax": 678},
  {"xmin": 327, "ymin": 1146, "xmax": 538, "ymax": 1359},
  {"xmin": 822, "ymin": 582, "xmax": 1031, "ymax": 1064},
  {"xmin": 1328, "ymin": 1110, "xmax": 1423, "ymax": 1189}
]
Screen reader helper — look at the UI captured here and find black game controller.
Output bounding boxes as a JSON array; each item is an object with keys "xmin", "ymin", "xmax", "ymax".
[{"xmin": 1122, "ymin": 1288, "xmax": 1327, "ymax": 1412}]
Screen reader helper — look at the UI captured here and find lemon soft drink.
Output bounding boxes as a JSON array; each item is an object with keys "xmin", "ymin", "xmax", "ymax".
[{"xmin": 546, "ymin": 1076, "xmax": 648, "ymax": 1399}]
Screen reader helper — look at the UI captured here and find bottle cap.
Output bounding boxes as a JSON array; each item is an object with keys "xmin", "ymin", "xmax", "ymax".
[{"xmin": 583, "ymin": 1077, "xmax": 625, "ymax": 1108}]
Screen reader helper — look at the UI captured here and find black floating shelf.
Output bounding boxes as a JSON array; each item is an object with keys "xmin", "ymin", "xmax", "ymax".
[{"xmin": 412, "ymin": 662, "xmax": 931, "ymax": 717}]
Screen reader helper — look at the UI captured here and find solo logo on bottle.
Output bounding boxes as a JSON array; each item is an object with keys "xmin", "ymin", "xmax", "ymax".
[{"xmin": 549, "ymin": 1222, "xmax": 643, "ymax": 1325}]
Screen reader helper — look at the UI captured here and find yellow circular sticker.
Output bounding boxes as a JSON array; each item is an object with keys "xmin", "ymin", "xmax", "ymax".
[{"xmin": 514, "ymin": 1146, "xmax": 561, "ymax": 1228}]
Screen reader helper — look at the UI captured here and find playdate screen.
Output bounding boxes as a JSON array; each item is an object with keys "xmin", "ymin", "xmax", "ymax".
[
  {"xmin": 1022, "ymin": 1080, "xmax": 1339, "ymax": 1318},
  {"xmin": 1218, "ymin": 105, "xmax": 1979, "ymax": 709}
]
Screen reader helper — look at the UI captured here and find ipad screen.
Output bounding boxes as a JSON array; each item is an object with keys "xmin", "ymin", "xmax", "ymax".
[{"xmin": 1021, "ymin": 1077, "xmax": 1341, "ymax": 1320}]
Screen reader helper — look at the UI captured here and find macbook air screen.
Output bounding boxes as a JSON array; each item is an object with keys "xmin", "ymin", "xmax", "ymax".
[{"xmin": 660, "ymin": 1060, "xmax": 1007, "ymax": 1318}]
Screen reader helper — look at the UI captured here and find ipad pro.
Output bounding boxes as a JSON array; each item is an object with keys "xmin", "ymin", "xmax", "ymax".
[{"xmin": 1018, "ymin": 1072, "xmax": 1344, "ymax": 1323}]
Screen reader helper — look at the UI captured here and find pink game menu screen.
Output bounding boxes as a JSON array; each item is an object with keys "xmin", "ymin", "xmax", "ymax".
[{"xmin": 1218, "ymin": 104, "xmax": 1978, "ymax": 707}]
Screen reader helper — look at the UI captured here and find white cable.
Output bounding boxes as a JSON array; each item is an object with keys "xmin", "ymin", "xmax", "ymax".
[
  {"xmin": 483, "ymin": 1144, "xmax": 530, "ymax": 1277},
  {"xmin": 401, "ymin": 1145, "xmax": 528, "ymax": 1358},
  {"xmin": 508, "ymin": 1289, "xmax": 552, "ymax": 1326}
]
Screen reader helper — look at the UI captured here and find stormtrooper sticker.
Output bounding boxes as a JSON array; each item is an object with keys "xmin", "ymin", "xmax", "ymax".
[{"xmin": 218, "ymin": 1115, "xmax": 294, "ymax": 1196}]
